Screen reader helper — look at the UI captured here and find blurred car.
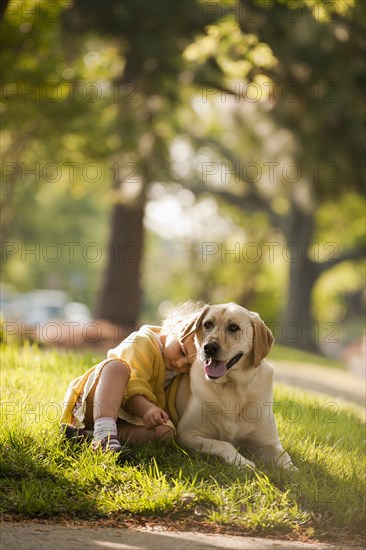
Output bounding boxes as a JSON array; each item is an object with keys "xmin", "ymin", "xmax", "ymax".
[
  {"xmin": 0, "ymin": 285, "xmax": 17, "ymax": 319},
  {"xmin": 7, "ymin": 289, "xmax": 92, "ymax": 324},
  {"xmin": 1, "ymin": 288, "xmax": 123, "ymax": 348}
]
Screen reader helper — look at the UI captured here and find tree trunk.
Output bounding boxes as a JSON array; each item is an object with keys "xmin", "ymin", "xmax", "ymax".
[
  {"xmin": 280, "ymin": 201, "xmax": 319, "ymax": 352},
  {"xmin": 95, "ymin": 200, "xmax": 144, "ymax": 330},
  {"xmin": 281, "ymin": 254, "xmax": 319, "ymax": 352},
  {"xmin": 0, "ymin": 0, "xmax": 10, "ymax": 21}
]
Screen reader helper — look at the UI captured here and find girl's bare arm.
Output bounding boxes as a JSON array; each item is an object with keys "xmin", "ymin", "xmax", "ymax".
[{"xmin": 125, "ymin": 394, "xmax": 169, "ymax": 430}]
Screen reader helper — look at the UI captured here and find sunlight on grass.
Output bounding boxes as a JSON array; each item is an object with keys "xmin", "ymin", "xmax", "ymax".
[{"xmin": 1, "ymin": 344, "xmax": 365, "ymax": 539}]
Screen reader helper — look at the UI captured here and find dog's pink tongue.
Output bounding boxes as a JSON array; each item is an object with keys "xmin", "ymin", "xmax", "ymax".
[{"xmin": 204, "ymin": 358, "xmax": 227, "ymax": 378}]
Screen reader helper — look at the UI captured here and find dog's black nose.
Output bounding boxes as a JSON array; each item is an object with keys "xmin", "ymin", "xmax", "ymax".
[{"xmin": 204, "ymin": 342, "xmax": 220, "ymax": 357}]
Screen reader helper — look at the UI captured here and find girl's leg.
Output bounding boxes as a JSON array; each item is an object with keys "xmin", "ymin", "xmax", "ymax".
[
  {"xmin": 85, "ymin": 360, "xmax": 130, "ymax": 451},
  {"xmin": 85, "ymin": 359, "xmax": 129, "ymax": 427},
  {"xmin": 117, "ymin": 420, "xmax": 174, "ymax": 445},
  {"xmin": 94, "ymin": 359, "xmax": 129, "ymax": 421}
]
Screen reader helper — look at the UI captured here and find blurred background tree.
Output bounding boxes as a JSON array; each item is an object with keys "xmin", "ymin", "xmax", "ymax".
[
  {"xmin": 175, "ymin": 0, "xmax": 365, "ymax": 349},
  {"xmin": 1, "ymin": 0, "xmax": 365, "ymax": 353},
  {"xmin": 64, "ymin": 0, "xmax": 206, "ymax": 327},
  {"xmin": 1, "ymin": 0, "xmax": 121, "ymax": 306}
]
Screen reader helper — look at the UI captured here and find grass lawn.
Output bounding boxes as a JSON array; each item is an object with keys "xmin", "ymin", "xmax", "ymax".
[{"xmin": 1, "ymin": 343, "xmax": 365, "ymax": 544}]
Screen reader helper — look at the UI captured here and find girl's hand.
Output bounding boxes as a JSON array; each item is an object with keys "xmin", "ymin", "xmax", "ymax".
[{"xmin": 143, "ymin": 405, "xmax": 169, "ymax": 430}]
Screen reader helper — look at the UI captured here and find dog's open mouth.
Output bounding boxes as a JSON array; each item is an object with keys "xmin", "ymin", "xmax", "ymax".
[{"xmin": 204, "ymin": 353, "xmax": 243, "ymax": 379}]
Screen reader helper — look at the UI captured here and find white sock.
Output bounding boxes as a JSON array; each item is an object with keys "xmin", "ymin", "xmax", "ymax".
[{"xmin": 93, "ymin": 417, "xmax": 118, "ymax": 442}]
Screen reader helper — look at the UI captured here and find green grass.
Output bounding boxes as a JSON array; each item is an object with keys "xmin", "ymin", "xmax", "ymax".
[{"xmin": 1, "ymin": 344, "xmax": 365, "ymax": 542}]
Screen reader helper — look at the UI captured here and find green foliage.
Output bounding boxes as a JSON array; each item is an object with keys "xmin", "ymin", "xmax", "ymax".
[
  {"xmin": 1, "ymin": 344, "xmax": 365, "ymax": 539},
  {"xmin": 1, "ymin": 1, "xmax": 123, "ymax": 307},
  {"xmin": 1, "ymin": 0, "xmax": 364, "ymax": 345},
  {"xmin": 251, "ymin": 0, "xmax": 364, "ymax": 199}
]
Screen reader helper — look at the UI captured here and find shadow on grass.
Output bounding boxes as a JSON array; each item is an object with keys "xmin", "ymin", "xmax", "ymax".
[
  {"xmin": 131, "ymin": 438, "xmax": 257, "ymax": 486},
  {"xmin": 0, "ymin": 431, "xmax": 103, "ymax": 518}
]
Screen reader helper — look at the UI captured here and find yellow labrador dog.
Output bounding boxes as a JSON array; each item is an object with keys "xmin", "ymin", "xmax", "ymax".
[{"xmin": 174, "ymin": 303, "xmax": 294, "ymax": 470}]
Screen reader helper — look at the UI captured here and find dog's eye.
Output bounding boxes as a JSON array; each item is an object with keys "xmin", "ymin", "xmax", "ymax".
[
  {"xmin": 203, "ymin": 321, "xmax": 214, "ymax": 330},
  {"xmin": 227, "ymin": 324, "xmax": 240, "ymax": 332}
]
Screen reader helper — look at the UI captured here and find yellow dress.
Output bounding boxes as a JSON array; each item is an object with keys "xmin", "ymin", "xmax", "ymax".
[{"xmin": 60, "ymin": 325, "xmax": 178, "ymax": 429}]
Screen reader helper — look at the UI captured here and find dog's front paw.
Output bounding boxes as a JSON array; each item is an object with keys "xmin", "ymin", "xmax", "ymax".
[
  {"xmin": 274, "ymin": 451, "xmax": 297, "ymax": 471},
  {"xmin": 280, "ymin": 459, "xmax": 298, "ymax": 472},
  {"xmin": 235, "ymin": 455, "xmax": 256, "ymax": 470}
]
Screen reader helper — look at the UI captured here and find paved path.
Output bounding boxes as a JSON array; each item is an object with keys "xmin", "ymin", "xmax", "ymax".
[
  {"xmin": 273, "ymin": 360, "xmax": 365, "ymax": 410},
  {"xmin": 1, "ymin": 522, "xmax": 363, "ymax": 550}
]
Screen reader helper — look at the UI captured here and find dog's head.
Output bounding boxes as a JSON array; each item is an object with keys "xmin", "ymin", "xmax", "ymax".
[{"xmin": 195, "ymin": 302, "xmax": 274, "ymax": 380}]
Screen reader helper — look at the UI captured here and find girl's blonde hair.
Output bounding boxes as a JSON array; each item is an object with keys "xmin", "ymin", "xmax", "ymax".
[{"xmin": 161, "ymin": 300, "xmax": 206, "ymax": 340}]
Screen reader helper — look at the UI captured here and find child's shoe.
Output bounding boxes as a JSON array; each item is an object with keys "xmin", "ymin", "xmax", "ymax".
[
  {"xmin": 61, "ymin": 423, "xmax": 91, "ymax": 442},
  {"xmin": 91, "ymin": 435, "xmax": 133, "ymax": 463},
  {"xmin": 91, "ymin": 435, "xmax": 122, "ymax": 453}
]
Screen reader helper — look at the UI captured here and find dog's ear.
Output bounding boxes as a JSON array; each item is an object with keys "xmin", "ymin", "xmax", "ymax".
[
  {"xmin": 180, "ymin": 304, "xmax": 210, "ymax": 341},
  {"xmin": 250, "ymin": 313, "xmax": 274, "ymax": 367}
]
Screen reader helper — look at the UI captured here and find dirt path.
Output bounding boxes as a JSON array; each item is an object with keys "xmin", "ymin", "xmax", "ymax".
[
  {"xmin": 273, "ymin": 360, "xmax": 365, "ymax": 410},
  {"xmin": 1, "ymin": 521, "xmax": 364, "ymax": 550}
]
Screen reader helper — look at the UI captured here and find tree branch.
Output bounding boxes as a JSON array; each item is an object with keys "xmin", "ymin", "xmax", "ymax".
[
  {"xmin": 188, "ymin": 183, "xmax": 283, "ymax": 231},
  {"xmin": 314, "ymin": 245, "xmax": 366, "ymax": 276},
  {"xmin": 190, "ymin": 136, "xmax": 285, "ymax": 230}
]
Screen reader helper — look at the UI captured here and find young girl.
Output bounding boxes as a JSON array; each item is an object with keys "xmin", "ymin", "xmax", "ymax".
[{"xmin": 60, "ymin": 301, "xmax": 205, "ymax": 457}]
